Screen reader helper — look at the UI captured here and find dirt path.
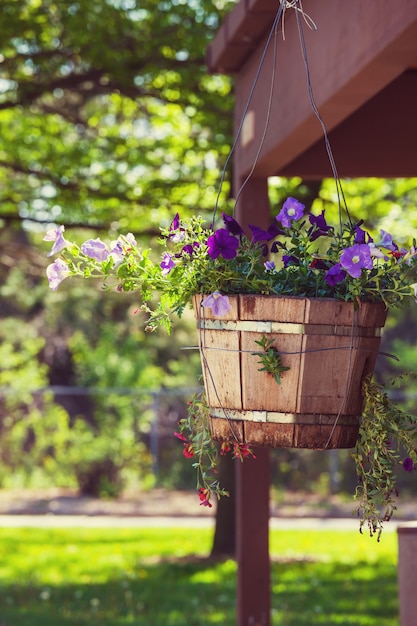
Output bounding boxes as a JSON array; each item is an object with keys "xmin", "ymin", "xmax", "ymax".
[{"xmin": 0, "ymin": 487, "xmax": 415, "ymax": 522}]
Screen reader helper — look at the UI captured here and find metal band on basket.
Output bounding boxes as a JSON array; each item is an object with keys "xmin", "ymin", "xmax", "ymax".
[
  {"xmin": 209, "ymin": 407, "xmax": 359, "ymax": 425},
  {"xmin": 197, "ymin": 318, "xmax": 383, "ymax": 337}
]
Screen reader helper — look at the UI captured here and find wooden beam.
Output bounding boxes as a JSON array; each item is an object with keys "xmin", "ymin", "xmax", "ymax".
[
  {"xmin": 228, "ymin": 0, "xmax": 417, "ymax": 179},
  {"xmin": 279, "ymin": 70, "xmax": 417, "ymax": 178}
]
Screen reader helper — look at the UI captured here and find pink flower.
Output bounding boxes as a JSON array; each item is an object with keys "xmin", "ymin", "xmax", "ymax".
[
  {"xmin": 81, "ymin": 238, "xmax": 110, "ymax": 261},
  {"xmin": 46, "ymin": 259, "xmax": 70, "ymax": 291},
  {"xmin": 201, "ymin": 292, "xmax": 231, "ymax": 317},
  {"xmin": 43, "ymin": 225, "xmax": 69, "ymax": 257},
  {"xmin": 109, "ymin": 233, "xmax": 137, "ymax": 266}
]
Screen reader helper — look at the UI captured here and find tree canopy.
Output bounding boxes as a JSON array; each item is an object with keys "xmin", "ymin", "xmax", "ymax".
[{"xmin": 0, "ymin": 0, "xmax": 234, "ymax": 232}]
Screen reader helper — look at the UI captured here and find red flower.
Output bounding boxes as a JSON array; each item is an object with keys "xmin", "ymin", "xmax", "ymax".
[
  {"xmin": 390, "ymin": 249, "xmax": 406, "ymax": 260},
  {"xmin": 220, "ymin": 442, "xmax": 231, "ymax": 455},
  {"xmin": 183, "ymin": 444, "xmax": 194, "ymax": 459},
  {"xmin": 232, "ymin": 444, "xmax": 256, "ymax": 460},
  {"xmin": 198, "ymin": 488, "xmax": 213, "ymax": 508},
  {"xmin": 174, "ymin": 431, "xmax": 188, "ymax": 443}
]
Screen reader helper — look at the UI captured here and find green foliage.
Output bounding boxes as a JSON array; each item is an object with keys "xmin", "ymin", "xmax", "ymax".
[
  {"xmin": 0, "ymin": 527, "xmax": 398, "ymax": 626},
  {"xmin": 175, "ymin": 392, "xmax": 255, "ymax": 506},
  {"xmin": 317, "ymin": 178, "xmax": 417, "ymax": 239},
  {"xmin": 253, "ymin": 335, "xmax": 290, "ymax": 384},
  {"xmin": 353, "ymin": 374, "xmax": 417, "ymax": 539},
  {"xmin": 0, "ymin": 0, "xmax": 234, "ymax": 229},
  {"xmin": 176, "ymin": 393, "xmax": 230, "ymax": 504},
  {"xmin": 0, "ymin": 318, "xmax": 70, "ymax": 487},
  {"xmin": 47, "ymin": 203, "xmax": 417, "ymax": 334}
]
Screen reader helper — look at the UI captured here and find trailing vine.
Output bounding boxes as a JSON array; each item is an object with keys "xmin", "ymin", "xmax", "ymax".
[{"xmin": 353, "ymin": 373, "xmax": 417, "ymax": 540}]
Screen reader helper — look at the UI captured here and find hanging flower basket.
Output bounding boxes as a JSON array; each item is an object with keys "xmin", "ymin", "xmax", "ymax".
[{"xmin": 194, "ymin": 293, "xmax": 387, "ymax": 450}]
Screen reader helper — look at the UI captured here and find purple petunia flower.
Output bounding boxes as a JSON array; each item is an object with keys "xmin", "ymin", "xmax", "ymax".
[
  {"xmin": 264, "ymin": 261, "xmax": 276, "ymax": 271},
  {"xmin": 248, "ymin": 224, "xmax": 274, "ymax": 243},
  {"xmin": 206, "ymin": 229, "xmax": 239, "ymax": 260},
  {"xmin": 325, "ymin": 263, "xmax": 347, "ymax": 286},
  {"xmin": 377, "ymin": 229, "xmax": 398, "ymax": 252},
  {"xmin": 201, "ymin": 292, "xmax": 231, "ymax": 317},
  {"xmin": 222, "ymin": 212, "xmax": 245, "ymax": 237},
  {"xmin": 169, "ymin": 213, "xmax": 185, "ymax": 242},
  {"xmin": 46, "ymin": 258, "xmax": 70, "ymax": 291},
  {"xmin": 267, "ymin": 221, "xmax": 286, "ymax": 238},
  {"xmin": 276, "ymin": 197, "xmax": 305, "ymax": 228},
  {"xmin": 270, "ymin": 240, "xmax": 284, "ymax": 254},
  {"xmin": 109, "ymin": 233, "xmax": 137, "ymax": 267},
  {"xmin": 340, "ymin": 244, "xmax": 373, "ymax": 278},
  {"xmin": 81, "ymin": 238, "xmax": 110, "ymax": 262},
  {"xmin": 403, "ymin": 457, "xmax": 414, "ymax": 472},
  {"xmin": 110, "ymin": 241, "xmax": 124, "ymax": 266},
  {"xmin": 307, "ymin": 211, "xmax": 332, "ymax": 241},
  {"xmin": 353, "ymin": 223, "xmax": 370, "ymax": 245},
  {"xmin": 282, "ymin": 255, "xmax": 299, "ymax": 268},
  {"xmin": 369, "ymin": 243, "xmax": 388, "ymax": 260},
  {"xmin": 43, "ymin": 225, "xmax": 69, "ymax": 257},
  {"xmin": 160, "ymin": 252, "xmax": 175, "ymax": 275}
]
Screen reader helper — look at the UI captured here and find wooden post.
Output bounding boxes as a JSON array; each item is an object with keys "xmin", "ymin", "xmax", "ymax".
[
  {"xmin": 236, "ymin": 448, "xmax": 271, "ymax": 626},
  {"xmin": 398, "ymin": 524, "xmax": 417, "ymax": 626},
  {"xmin": 234, "ymin": 177, "xmax": 271, "ymax": 626}
]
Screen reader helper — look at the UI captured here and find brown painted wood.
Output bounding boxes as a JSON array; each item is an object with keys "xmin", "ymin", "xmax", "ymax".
[
  {"xmin": 279, "ymin": 70, "xmax": 417, "ymax": 178},
  {"xmin": 195, "ymin": 294, "xmax": 387, "ymax": 449},
  {"xmin": 208, "ymin": 0, "xmax": 417, "ymax": 180},
  {"xmin": 206, "ymin": 4, "xmax": 416, "ymax": 625},
  {"xmin": 234, "ymin": 178, "xmax": 271, "ymax": 626}
]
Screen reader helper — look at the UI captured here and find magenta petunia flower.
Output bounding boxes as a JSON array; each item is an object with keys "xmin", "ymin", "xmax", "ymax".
[
  {"xmin": 81, "ymin": 238, "xmax": 110, "ymax": 262},
  {"xmin": 46, "ymin": 258, "xmax": 70, "ymax": 291},
  {"xmin": 276, "ymin": 197, "xmax": 305, "ymax": 228},
  {"xmin": 206, "ymin": 228, "xmax": 239, "ymax": 260},
  {"xmin": 201, "ymin": 292, "xmax": 231, "ymax": 317},
  {"xmin": 340, "ymin": 244, "xmax": 373, "ymax": 278},
  {"xmin": 43, "ymin": 225, "xmax": 69, "ymax": 257}
]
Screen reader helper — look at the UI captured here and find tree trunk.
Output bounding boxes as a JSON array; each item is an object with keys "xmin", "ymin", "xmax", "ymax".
[{"xmin": 210, "ymin": 451, "xmax": 236, "ymax": 558}]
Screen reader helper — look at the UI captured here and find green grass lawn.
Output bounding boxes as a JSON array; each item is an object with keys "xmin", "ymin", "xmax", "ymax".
[{"xmin": 0, "ymin": 526, "xmax": 399, "ymax": 625}]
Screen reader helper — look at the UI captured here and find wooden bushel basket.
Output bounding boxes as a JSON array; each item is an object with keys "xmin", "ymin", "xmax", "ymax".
[{"xmin": 194, "ymin": 294, "xmax": 387, "ymax": 449}]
